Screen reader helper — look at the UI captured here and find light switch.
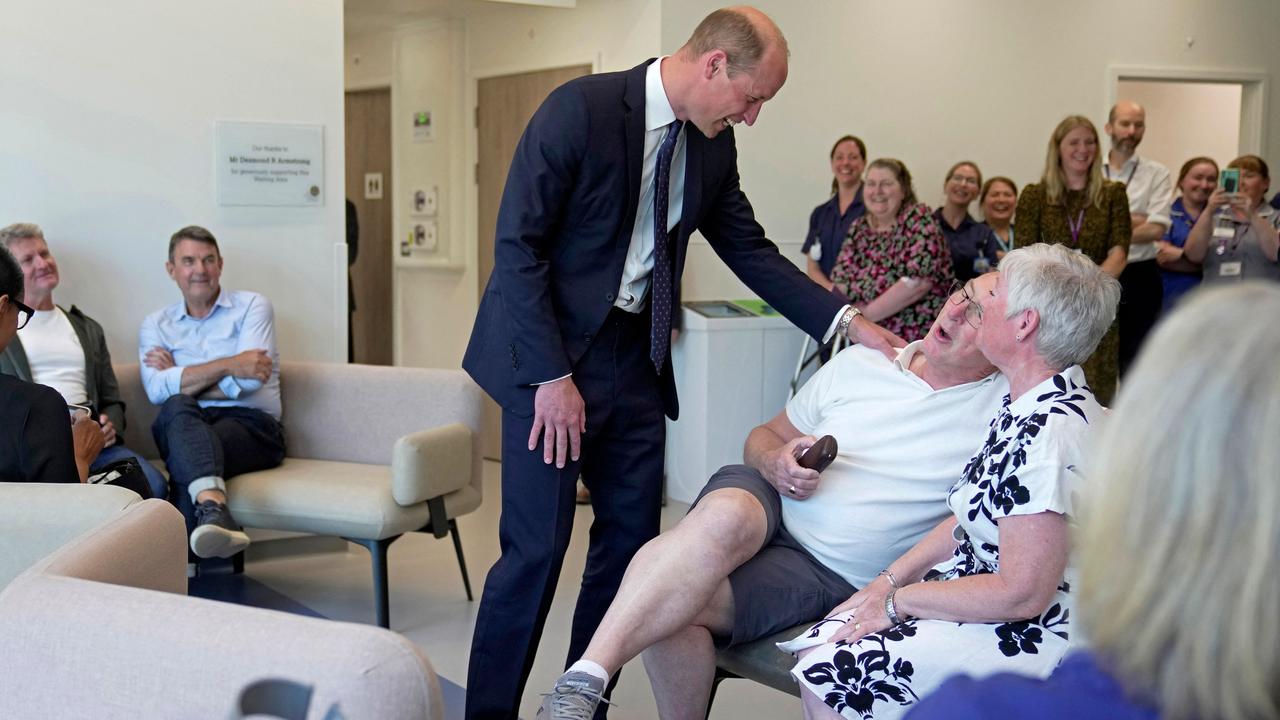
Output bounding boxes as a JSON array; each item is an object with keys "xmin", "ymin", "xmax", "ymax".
[{"xmin": 364, "ymin": 173, "xmax": 384, "ymax": 200}]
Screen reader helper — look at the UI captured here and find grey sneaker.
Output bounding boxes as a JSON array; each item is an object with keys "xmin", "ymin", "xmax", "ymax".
[
  {"xmin": 537, "ymin": 671, "xmax": 612, "ymax": 719},
  {"xmin": 190, "ymin": 500, "xmax": 251, "ymax": 559}
]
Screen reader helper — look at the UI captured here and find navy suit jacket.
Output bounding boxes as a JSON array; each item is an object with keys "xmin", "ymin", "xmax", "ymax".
[{"xmin": 464, "ymin": 59, "xmax": 844, "ymax": 420}]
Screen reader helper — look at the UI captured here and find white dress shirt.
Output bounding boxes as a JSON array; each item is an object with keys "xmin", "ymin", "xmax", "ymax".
[
  {"xmin": 1105, "ymin": 153, "xmax": 1173, "ymax": 262},
  {"xmin": 615, "ymin": 57, "xmax": 687, "ymax": 312}
]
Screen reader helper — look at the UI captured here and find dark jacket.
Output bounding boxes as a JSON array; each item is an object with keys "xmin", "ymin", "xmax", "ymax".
[
  {"xmin": 0, "ymin": 305, "xmax": 126, "ymax": 431},
  {"xmin": 463, "ymin": 59, "xmax": 844, "ymax": 419}
]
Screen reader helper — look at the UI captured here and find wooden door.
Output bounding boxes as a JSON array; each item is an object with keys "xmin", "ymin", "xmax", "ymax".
[
  {"xmin": 345, "ymin": 88, "xmax": 394, "ymax": 366},
  {"xmin": 477, "ymin": 64, "xmax": 592, "ymax": 460}
]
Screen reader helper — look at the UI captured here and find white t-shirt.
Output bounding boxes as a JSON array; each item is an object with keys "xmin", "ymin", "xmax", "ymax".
[
  {"xmin": 18, "ymin": 307, "xmax": 89, "ymax": 405},
  {"xmin": 783, "ymin": 341, "xmax": 1008, "ymax": 589}
]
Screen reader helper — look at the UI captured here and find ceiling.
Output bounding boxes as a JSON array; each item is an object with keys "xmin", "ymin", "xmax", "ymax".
[{"xmin": 344, "ymin": 0, "xmax": 575, "ymax": 35}]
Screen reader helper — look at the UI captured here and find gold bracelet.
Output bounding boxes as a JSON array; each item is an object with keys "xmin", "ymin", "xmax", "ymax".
[{"xmin": 836, "ymin": 306, "xmax": 860, "ymax": 341}]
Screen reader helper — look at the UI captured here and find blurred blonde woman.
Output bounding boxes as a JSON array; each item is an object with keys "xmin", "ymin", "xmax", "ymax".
[{"xmin": 907, "ymin": 282, "xmax": 1280, "ymax": 720}]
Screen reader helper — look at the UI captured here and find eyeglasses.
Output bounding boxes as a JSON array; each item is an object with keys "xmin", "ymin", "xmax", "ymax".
[
  {"xmin": 6, "ymin": 297, "xmax": 34, "ymax": 330},
  {"xmin": 949, "ymin": 176, "xmax": 980, "ymax": 187},
  {"xmin": 948, "ymin": 281, "xmax": 984, "ymax": 329}
]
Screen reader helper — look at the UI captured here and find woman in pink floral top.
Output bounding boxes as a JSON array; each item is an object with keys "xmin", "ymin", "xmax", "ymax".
[{"xmin": 831, "ymin": 158, "xmax": 955, "ymax": 342}]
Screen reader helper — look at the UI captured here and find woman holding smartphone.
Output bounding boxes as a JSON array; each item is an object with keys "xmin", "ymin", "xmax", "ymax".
[{"xmin": 1183, "ymin": 155, "xmax": 1280, "ymax": 286}]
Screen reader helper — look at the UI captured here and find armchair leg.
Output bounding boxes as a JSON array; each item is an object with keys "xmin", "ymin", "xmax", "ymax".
[
  {"xmin": 448, "ymin": 519, "xmax": 474, "ymax": 601},
  {"xmin": 345, "ymin": 535, "xmax": 401, "ymax": 628}
]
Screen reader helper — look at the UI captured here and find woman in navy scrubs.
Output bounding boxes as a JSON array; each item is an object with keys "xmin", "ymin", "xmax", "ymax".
[
  {"xmin": 1154, "ymin": 156, "xmax": 1215, "ymax": 314},
  {"xmin": 802, "ymin": 135, "xmax": 867, "ymax": 290},
  {"xmin": 979, "ymin": 176, "xmax": 1018, "ymax": 262},
  {"xmin": 935, "ymin": 161, "xmax": 1001, "ymax": 282}
]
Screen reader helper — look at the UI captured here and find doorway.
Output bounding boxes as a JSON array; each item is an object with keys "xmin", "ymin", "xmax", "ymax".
[
  {"xmin": 476, "ymin": 64, "xmax": 593, "ymax": 460},
  {"xmin": 345, "ymin": 87, "xmax": 394, "ymax": 366},
  {"xmin": 1115, "ymin": 80, "xmax": 1242, "ymax": 170},
  {"xmin": 1108, "ymin": 67, "xmax": 1269, "ymax": 172}
]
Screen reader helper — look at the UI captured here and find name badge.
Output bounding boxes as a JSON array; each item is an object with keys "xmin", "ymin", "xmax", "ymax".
[
  {"xmin": 972, "ymin": 255, "xmax": 991, "ymax": 274},
  {"xmin": 1220, "ymin": 261, "xmax": 1243, "ymax": 277}
]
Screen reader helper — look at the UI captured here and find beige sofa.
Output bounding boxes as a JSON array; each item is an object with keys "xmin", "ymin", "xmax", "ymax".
[
  {"xmin": 0, "ymin": 483, "xmax": 444, "ymax": 719},
  {"xmin": 113, "ymin": 360, "xmax": 485, "ymax": 628}
]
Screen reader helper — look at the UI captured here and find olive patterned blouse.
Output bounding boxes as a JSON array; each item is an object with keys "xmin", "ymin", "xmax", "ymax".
[{"xmin": 1013, "ymin": 180, "xmax": 1131, "ymax": 405}]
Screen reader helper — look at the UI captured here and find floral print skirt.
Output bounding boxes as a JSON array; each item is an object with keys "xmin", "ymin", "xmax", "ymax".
[{"xmin": 779, "ymin": 609, "xmax": 1070, "ymax": 719}]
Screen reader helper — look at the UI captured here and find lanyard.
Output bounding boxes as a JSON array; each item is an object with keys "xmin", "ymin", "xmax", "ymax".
[
  {"xmin": 1104, "ymin": 162, "xmax": 1137, "ymax": 187},
  {"xmin": 1066, "ymin": 210, "xmax": 1086, "ymax": 245},
  {"xmin": 992, "ymin": 226, "xmax": 1013, "ymax": 254}
]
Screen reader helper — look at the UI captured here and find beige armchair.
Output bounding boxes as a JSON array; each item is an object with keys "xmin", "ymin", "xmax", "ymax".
[
  {"xmin": 115, "ymin": 360, "xmax": 485, "ymax": 628},
  {"xmin": 0, "ymin": 486, "xmax": 444, "ymax": 718}
]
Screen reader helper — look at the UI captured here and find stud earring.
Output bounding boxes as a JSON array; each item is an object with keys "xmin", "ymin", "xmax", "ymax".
[{"xmin": 1015, "ymin": 334, "xmax": 1023, "ymax": 342}]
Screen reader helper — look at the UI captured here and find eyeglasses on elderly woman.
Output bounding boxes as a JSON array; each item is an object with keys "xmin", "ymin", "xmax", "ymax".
[{"xmin": 947, "ymin": 280, "xmax": 984, "ymax": 329}]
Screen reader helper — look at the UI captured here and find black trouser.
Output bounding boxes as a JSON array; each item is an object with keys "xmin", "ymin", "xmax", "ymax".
[
  {"xmin": 1119, "ymin": 258, "xmax": 1162, "ymax": 379},
  {"xmin": 466, "ymin": 308, "xmax": 666, "ymax": 719}
]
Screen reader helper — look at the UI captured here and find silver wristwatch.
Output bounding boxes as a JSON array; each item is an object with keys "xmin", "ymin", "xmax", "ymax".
[
  {"xmin": 836, "ymin": 305, "xmax": 861, "ymax": 341},
  {"xmin": 885, "ymin": 587, "xmax": 904, "ymax": 625}
]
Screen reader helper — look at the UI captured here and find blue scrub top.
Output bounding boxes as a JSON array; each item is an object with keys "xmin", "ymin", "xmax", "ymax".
[
  {"xmin": 1160, "ymin": 197, "xmax": 1203, "ymax": 314},
  {"xmin": 802, "ymin": 186, "xmax": 865, "ymax": 276},
  {"xmin": 934, "ymin": 208, "xmax": 1001, "ymax": 281}
]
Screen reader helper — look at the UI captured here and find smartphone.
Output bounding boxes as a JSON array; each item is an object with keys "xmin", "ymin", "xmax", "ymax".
[
  {"xmin": 797, "ymin": 435, "xmax": 839, "ymax": 474},
  {"xmin": 1219, "ymin": 168, "xmax": 1240, "ymax": 194}
]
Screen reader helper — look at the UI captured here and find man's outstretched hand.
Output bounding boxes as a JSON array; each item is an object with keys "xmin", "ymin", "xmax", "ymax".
[
  {"xmin": 847, "ymin": 314, "xmax": 905, "ymax": 361},
  {"xmin": 529, "ymin": 376, "xmax": 586, "ymax": 469}
]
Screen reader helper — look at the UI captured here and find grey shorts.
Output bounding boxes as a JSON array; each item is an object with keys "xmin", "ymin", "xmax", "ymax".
[{"xmin": 691, "ymin": 464, "xmax": 857, "ymax": 647}]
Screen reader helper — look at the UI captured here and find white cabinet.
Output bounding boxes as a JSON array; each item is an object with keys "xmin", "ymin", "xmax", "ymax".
[{"xmin": 665, "ymin": 303, "xmax": 807, "ymax": 504}]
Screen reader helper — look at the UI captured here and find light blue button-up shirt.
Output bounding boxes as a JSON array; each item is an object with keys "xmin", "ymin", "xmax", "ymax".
[{"xmin": 138, "ymin": 289, "xmax": 282, "ymax": 419}]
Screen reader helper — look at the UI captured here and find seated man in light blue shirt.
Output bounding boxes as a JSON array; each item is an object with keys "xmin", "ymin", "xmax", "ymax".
[{"xmin": 140, "ymin": 225, "xmax": 285, "ymax": 559}]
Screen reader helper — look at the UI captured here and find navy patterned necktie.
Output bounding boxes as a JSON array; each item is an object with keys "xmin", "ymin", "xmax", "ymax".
[{"xmin": 650, "ymin": 119, "xmax": 683, "ymax": 372}]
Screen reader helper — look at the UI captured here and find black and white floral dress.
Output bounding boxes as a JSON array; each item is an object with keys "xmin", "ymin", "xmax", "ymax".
[{"xmin": 778, "ymin": 366, "xmax": 1101, "ymax": 719}]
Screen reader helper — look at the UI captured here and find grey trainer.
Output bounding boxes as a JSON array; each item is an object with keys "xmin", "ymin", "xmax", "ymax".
[
  {"xmin": 190, "ymin": 499, "xmax": 251, "ymax": 559},
  {"xmin": 537, "ymin": 670, "xmax": 612, "ymax": 719}
]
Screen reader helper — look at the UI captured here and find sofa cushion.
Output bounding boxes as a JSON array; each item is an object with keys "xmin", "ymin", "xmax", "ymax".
[
  {"xmin": 0, "ymin": 483, "xmax": 145, "ymax": 589},
  {"xmin": 227, "ymin": 459, "xmax": 432, "ymax": 540}
]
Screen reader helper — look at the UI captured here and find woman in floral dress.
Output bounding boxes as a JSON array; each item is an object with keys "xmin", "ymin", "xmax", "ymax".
[
  {"xmin": 781, "ymin": 243, "xmax": 1121, "ymax": 719},
  {"xmin": 830, "ymin": 159, "xmax": 954, "ymax": 343}
]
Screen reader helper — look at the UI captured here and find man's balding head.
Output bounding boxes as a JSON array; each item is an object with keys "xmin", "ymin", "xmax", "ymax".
[{"xmin": 1106, "ymin": 100, "xmax": 1147, "ymax": 153}]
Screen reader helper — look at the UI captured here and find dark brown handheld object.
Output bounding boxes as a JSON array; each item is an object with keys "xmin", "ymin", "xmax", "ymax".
[{"xmin": 797, "ymin": 435, "xmax": 838, "ymax": 473}]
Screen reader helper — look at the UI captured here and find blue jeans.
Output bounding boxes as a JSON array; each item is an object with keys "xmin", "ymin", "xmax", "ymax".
[
  {"xmin": 91, "ymin": 443, "xmax": 169, "ymax": 500},
  {"xmin": 151, "ymin": 395, "xmax": 285, "ymax": 525}
]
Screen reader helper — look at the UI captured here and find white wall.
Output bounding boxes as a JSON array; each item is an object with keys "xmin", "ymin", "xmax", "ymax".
[
  {"xmin": 1, "ymin": 1, "xmax": 347, "ymax": 366},
  {"xmin": 662, "ymin": 0, "xmax": 1280, "ymax": 301},
  {"xmin": 345, "ymin": 0, "xmax": 660, "ymax": 370},
  {"xmin": 351, "ymin": 0, "xmax": 1280, "ymax": 368},
  {"xmin": 1117, "ymin": 80, "xmax": 1243, "ymax": 173}
]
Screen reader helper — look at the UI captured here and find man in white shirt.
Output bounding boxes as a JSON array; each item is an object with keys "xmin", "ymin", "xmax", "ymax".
[
  {"xmin": 1103, "ymin": 101, "xmax": 1173, "ymax": 376},
  {"xmin": 0, "ymin": 223, "xmax": 167, "ymax": 498},
  {"xmin": 464, "ymin": 8, "xmax": 902, "ymax": 718},
  {"xmin": 541, "ymin": 277, "xmax": 1010, "ymax": 718},
  {"xmin": 140, "ymin": 225, "xmax": 284, "ymax": 561}
]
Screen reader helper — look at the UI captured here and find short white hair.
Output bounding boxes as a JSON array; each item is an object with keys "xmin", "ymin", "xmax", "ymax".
[
  {"xmin": 0, "ymin": 223, "xmax": 44, "ymax": 249},
  {"xmin": 1080, "ymin": 282, "xmax": 1280, "ymax": 720},
  {"xmin": 999, "ymin": 243, "xmax": 1120, "ymax": 369}
]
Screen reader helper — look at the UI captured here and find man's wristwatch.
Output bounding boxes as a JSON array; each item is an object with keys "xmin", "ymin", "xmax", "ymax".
[{"xmin": 836, "ymin": 306, "xmax": 862, "ymax": 342}]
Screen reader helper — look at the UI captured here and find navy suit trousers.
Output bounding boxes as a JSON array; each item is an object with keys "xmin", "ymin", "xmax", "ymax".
[{"xmin": 466, "ymin": 308, "xmax": 666, "ymax": 719}]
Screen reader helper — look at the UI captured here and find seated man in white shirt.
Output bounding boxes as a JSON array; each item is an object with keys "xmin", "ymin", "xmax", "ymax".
[
  {"xmin": 539, "ymin": 277, "xmax": 1010, "ymax": 718},
  {"xmin": 0, "ymin": 223, "xmax": 167, "ymax": 498},
  {"xmin": 140, "ymin": 225, "xmax": 284, "ymax": 560}
]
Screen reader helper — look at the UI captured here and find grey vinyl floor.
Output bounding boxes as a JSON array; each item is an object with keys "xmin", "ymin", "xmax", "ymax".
[{"xmin": 240, "ymin": 459, "xmax": 799, "ymax": 719}]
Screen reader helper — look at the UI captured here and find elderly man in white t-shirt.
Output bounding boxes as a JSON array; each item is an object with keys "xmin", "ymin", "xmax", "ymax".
[{"xmin": 542, "ymin": 276, "xmax": 1010, "ymax": 715}]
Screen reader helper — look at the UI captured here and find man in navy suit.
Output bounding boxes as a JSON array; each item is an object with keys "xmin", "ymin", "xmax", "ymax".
[{"xmin": 462, "ymin": 7, "xmax": 901, "ymax": 718}]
